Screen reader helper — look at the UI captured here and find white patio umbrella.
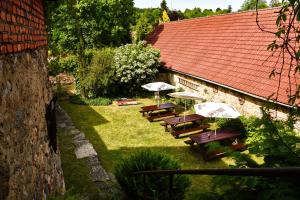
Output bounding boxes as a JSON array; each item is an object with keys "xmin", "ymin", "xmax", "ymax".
[
  {"xmin": 168, "ymin": 92, "xmax": 203, "ymax": 121},
  {"xmin": 194, "ymin": 102, "xmax": 240, "ymax": 136},
  {"xmin": 142, "ymin": 82, "xmax": 175, "ymax": 106}
]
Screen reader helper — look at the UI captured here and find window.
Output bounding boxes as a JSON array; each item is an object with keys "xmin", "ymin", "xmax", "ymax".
[{"xmin": 178, "ymin": 78, "xmax": 199, "ymax": 91}]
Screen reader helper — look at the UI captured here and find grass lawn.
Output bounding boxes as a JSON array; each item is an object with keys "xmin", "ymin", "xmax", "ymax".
[{"xmin": 59, "ymin": 98, "xmax": 233, "ymax": 199}]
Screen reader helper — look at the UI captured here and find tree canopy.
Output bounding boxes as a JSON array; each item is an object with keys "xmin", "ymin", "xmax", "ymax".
[
  {"xmin": 240, "ymin": 0, "xmax": 268, "ymax": 11},
  {"xmin": 269, "ymin": 0, "xmax": 282, "ymax": 7},
  {"xmin": 46, "ymin": 0, "xmax": 134, "ymax": 55},
  {"xmin": 183, "ymin": 6, "xmax": 231, "ymax": 19}
]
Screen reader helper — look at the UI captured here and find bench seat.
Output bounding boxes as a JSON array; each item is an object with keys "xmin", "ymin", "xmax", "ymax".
[{"xmin": 172, "ymin": 124, "xmax": 209, "ymax": 138}]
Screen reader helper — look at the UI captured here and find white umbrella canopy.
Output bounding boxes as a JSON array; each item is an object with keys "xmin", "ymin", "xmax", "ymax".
[
  {"xmin": 142, "ymin": 82, "xmax": 175, "ymax": 106},
  {"xmin": 194, "ymin": 102, "xmax": 240, "ymax": 118},
  {"xmin": 168, "ymin": 92, "xmax": 203, "ymax": 100},
  {"xmin": 142, "ymin": 82, "xmax": 175, "ymax": 92},
  {"xmin": 168, "ymin": 92, "xmax": 203, "ymax": 120},
  {"xmin": 194, "ymin": 102, "xmax": 240, "ymax": 136}
]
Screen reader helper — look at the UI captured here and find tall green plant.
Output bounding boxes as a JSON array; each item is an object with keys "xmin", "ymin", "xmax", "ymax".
[
  {"xmin": 115, "ymin": 150, "xmax": 191, "ymax": 200},
  {"xmin": 79, "ymin": 48, "xmax": 115, "ymax": 97}
]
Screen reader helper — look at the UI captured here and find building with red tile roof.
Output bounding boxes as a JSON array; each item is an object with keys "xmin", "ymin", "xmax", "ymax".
[{"xmin": 146, "ymin": 8, "xmax": 299, "ymax": 117}]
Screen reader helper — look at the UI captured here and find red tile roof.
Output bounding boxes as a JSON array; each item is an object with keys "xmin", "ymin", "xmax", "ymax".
[{"xmin": 146, "ymin": 8, "xmax": 300, "ymax": 106}]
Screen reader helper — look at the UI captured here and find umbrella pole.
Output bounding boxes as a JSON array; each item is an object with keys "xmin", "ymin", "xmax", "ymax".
[
  {"xmin": 184, "ymin": 99, "xmax": 186, "ymax": 122},
  {"xmin": 214, "ymin": 118, "xmax": 217, "ymax": 137},
  {"xmin": 158, "ymin": 91, "xmax": 160, "ymax": 107}
]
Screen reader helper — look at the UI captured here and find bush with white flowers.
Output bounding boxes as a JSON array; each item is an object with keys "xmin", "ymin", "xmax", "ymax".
[{"xmin": 113, "ymin": 42, "xmax": 160, "ymax": 94}]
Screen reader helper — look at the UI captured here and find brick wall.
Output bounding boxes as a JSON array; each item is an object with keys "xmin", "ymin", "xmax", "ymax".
[{"xmin": 0, "ymin": 0, "xmax": 47, "ymax": 54}]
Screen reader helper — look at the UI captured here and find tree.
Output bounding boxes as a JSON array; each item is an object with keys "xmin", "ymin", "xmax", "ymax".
[
  {"xmin": 162, "ymin": 10, "xmax": 170, "ymax": 22},
  {"xmin": 160, "ymin": 0, "xmax": 168, "ymax": 12},
  {"xmin": 202, "ymin": 9, "xmax": 214, "ymax": 16},
  {"xmin": 228, "ymin": 5, "xmax": 232, "ymax": 13},
  {"xmin": 168, "ymin": 10, "xmax": 184, "ymax": 21},
  {"xmin": 240, "ymin": 0, "xmax": 268, "ymax": 11},
  {"xmin": 184, "ymin": 8, "xmax": 202, "ymax": 19},
  {"xmin": 269, "ymin": 0, "xmax": 282, "ymax": 7},
  {"xmin": 255, "ymin": 0, "xmax": 300, "ymax": 106},
  {"xmin": 80, "ymin": 48, "xmax": 115, "ymax": 97},
  {"xmin": 133, "ymin": 14, "xmax": 153, "ymax": 43},
  {"xmin": 45, "ymin": 0, "xmax": 135, "ymax": 55}
]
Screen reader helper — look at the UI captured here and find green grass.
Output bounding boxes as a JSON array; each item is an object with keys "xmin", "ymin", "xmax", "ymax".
[
  {"xmin": 59, "ymin": 98, "xmax": 233, "ymax": 199},
  {"xmin": 57, "ymin": 129, "xmax": 101, "ymax": 199}
]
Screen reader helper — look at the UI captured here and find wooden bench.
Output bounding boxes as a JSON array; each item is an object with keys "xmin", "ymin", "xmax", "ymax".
[
  {"xmin": 172, "ymin": 124, "xmax": 209, "ymax": 138},
  {"xmin": 140, "ymin": 103, "xmax": 175, "ymax": 117},
  {"xmin": 147, "ymin": 111, "xmax": 178, "ymax": 122},
  {"xmin": 203, "ymin": 143, "xmax": 246, "ymax": 161}
]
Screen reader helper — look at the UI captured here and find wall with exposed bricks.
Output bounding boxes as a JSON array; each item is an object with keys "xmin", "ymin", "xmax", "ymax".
[{"xmin": 0, "ymin": 0, "xmax": 47, "ymax": 54}]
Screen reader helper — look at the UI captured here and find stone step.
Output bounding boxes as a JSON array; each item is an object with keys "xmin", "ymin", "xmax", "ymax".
[{"xmin": 74, "ymin": 143, "xmax": 97, "ymax": 159}]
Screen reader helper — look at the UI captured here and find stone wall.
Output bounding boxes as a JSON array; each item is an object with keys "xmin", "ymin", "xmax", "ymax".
[
  {"xmin": 0, "ymin": 48, "xmax": 65, "ymax": 199},
  {"xmin": 162, "ymin": 71, "xmax": 289, "ymax": 120}
]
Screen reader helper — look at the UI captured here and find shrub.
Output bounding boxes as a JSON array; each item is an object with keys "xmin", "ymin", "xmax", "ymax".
[
  {"xmin": 80, "ymin": 48, "xmax": 115, "ymax": 97},
  {"xmin": 113, "ymin": 42, "xmax": 160, "ymax": 95},
  {"xmin": 206, "ymin": 111, "xmax": 300, "ymax": 200},
  {"xmin": 48, "ymin": 55, "xmax": 79, "ymax": 76},
  {"xmin": 69, "ymin": 95, "xmax": 112, "ymax": 106},
  {"xmin": 114, "ymin": 150, "xmax": 191, "ymax": 200}
]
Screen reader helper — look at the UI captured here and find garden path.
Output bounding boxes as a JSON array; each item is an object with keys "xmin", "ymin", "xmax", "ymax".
[{"xmin": 56, "ymin": 105, "xmax": 123, "ymax": 199}]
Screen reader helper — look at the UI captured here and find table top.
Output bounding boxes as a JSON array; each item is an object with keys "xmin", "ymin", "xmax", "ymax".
[
  {"xmin": 189, "ymin": 129, "xmax": 240, "ymax": 145},
  {"xmin": 163, "ymin": 114, "xmax": 205, "ymax": 126},
  {"xmin": 140, "ymin": 103, "xmax": 175, "ymax": 112}
]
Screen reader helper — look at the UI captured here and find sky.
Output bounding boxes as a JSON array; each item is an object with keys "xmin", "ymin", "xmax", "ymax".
[{"xmin": 134, "ymin": 0, "xmax": 272, "ymax": 12}]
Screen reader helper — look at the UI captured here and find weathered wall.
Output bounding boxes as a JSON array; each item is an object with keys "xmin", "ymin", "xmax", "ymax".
[
  {"xmin": 0, "ymin": 1, "xmax": 65, "ymax": 199},
  {"xmin": 0, "ymin": 48, "xmax": 65, "ymax": 200},
  {"xmin": 163, "ymin": 71, "xmax": 289, "ymax": 120}
]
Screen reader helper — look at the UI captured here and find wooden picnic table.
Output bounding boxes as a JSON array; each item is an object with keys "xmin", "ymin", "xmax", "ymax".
[
  {"xmin": 162, "ymin": 114, "xmax": 207, "ymax": 137},
  {"xmin": 186, "ymin": 129, "xmax": 244, "ymax": 160},
  {"xmin": 140, "ymin": 103, "xmax": 177, "ymax": 122},
  {"xmin": 187, "ymin": 129, "xmax": 240, "ymax": 145}
]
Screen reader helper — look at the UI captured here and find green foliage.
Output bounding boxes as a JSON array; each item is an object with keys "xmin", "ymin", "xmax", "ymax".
[
  {"xmin": 216, "ymin": 117, "xmax": 247, "ymax": 135},
  {"xmin": 114, "ymin": 150, "xmax": 191, "ymax": 200},
  {"xmin": 160, "ymin": 0, "xmax": 168, "ymax": 12},
  {"xmin": 73, "ymin": 43, "xmax": 160, "ymax": 97},
  {"xmin": 48, "ymin": 55, "xmax": 79, "ymax": 76},
  {"xmin": 269, "ymin": 0, "xmax": 282, "ymax": 7},
  {"xmin": 79, "ymin": 48, "xmax": 115, "ymax": 97},
  {"xmin": 168, "ymin": 10, "xmax": 185, "ymax": 21},
  {"xmin": 69, "ymin": 95, "xmax": 112, "ymax": 106},
  {"xmin": 240, "ymin": 0, "xmax": 268, "ymax": 11},
  {"xmin": 183, "ymin": 7, "xmax": 231, "ymax": 19},
  {"xmin": 199, "ymin": 109, "xmax": 300, "ymax": 200},
  {"xmin": 133, "ymin": 14, "xmax": 154, "ymax": 43},
  {"xmin": 162, "ymin": 10, "xmax": 170, "ymax": 22},
  {"xmin": 113, "ymin": 42, "xmax": 160, "ymax": 95},
  {"xmin": 45, "ymin": 0, "xmax": 134, "ymax": 55}
]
